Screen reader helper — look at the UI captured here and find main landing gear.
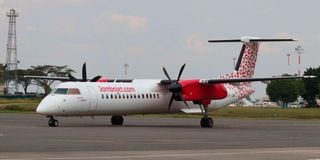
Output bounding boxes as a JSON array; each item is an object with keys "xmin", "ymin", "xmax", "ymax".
[
  {"xmin": 48, "ymin": 116, "xmax": 59, "ymax": 127},
  {"xmin": 199, "ymin": 105, "xmax": 214, "ymax": 128},
  {"xmin": 111, "ymin": 115, "xmax": 123, "ymax": 125}
]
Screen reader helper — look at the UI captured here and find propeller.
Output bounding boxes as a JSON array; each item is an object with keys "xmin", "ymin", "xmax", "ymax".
[
  {"xmin": 68, "ymin": 62, "xmax": 101, "ymax": 82},
  {"xmin": 162, "ymin": 64, "xmax": 189, "ymax": 110},
  {"xmin": 82, "ymin": 62, "xmax": 87, "ymax": 82},
  {"xmin": 90, "ymin": 75, "xmax": 102, "ymax": 82}
]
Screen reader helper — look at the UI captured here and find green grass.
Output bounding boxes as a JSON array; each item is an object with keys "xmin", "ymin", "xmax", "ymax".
[{"xmin": 0, "ymin": 98, "xmax": 40, "ymax": 112}]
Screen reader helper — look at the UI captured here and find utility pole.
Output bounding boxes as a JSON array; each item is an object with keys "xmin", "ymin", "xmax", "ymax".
[
  {"xmin": 5, "ymin": 9, "xmax": 19, "ymax": 94},
  {"xmin": 123, "ymin": 63, "xmax": 129, "ymax": 76},
  {"xmin": 286, "ymin": 54, "xmax": 290, "ymax": 66},
  {"xmin": 295, "ymin": 45, "xmax": 303, "ymax": 76}
]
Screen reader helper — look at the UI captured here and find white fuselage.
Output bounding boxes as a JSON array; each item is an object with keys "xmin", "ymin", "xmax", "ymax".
[{"xmin": 36, "ymin": 79, "xmax": 244, "ymax": 116}]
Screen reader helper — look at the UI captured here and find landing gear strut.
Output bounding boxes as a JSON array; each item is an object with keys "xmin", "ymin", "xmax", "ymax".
[
  {"xmin": 111, "ymin": 115, "xmax": 123, "ymax": 125},
  {"xmin": 199, "ymin": 105, "xmax": 214, "ymax": 128},
  {"xmin": 48, "ymin": 116, "xmax": 59, "ymax": 127}
]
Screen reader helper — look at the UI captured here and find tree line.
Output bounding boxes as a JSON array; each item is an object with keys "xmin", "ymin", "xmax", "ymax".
[
  {"xmin": 1, "ymin": 65, "xmax": 74, "ymax": 94},
  {"xmin": 266, "ymin": 66, "xmax": 320, "ymax": 107}
]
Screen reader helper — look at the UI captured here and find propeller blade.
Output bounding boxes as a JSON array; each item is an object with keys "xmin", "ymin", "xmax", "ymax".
[
  {"xmin": 168, "ymin": 94, "xmax": 175, "ymax": 110},
  {"xmin": 90, "ymin": 75, "xmax": 102, "ymax": 82},
  {"xmin": 178, "ymin": 92, "xmax": 189, "ymax": 109},
  {"xmin": 176, "ymin": 63, "xmax": 186, "ymax": 82},
  {"xmin": 162, "ymin": 67, "xmax": 171, "ymax": 81},
  {"xmin": 68, "ymin": 73, "xmax": 77, "ymax": 81},
  {"xmin": 82, "ymin": 62, "xmax": 87, "ymax": 82}
]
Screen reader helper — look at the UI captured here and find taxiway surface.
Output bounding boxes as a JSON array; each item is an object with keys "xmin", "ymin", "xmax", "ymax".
[{"xmin": 0, "ymin": 113, "xmax": 320, "ymax": 160}]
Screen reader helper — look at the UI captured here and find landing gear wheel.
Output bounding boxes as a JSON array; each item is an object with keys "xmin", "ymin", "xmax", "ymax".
[
  {"xmin": 111, "ymin": 115, "xmax": 123, "ymax": 125},
  {"xmin": 200, "ymin": 117, "xmax": 213, "ymax": 128},
  {"xmin": 48, "ymin": 117, "xmax": 59, "ymax": 127}
]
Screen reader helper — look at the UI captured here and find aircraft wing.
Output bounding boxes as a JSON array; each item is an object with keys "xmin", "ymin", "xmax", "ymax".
[
  {"xmin": 159, "ymin": 76, "xmax": 316, "ymax": 85},
  {"xmin": 24, "ymin": 76, "xmax": 81, "ymax": 81},
  {"xmin": 24, "ymin": 75, "xmax": 103, "ymax": 82},
  {"xmin": 199, "ymin": 76, "xmax": 316, "ymax": 84}
]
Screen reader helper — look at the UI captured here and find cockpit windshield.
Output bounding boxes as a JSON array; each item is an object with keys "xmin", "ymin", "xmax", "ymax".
[{"xmin": 51, "ymin": 88, "xmax": 81, "ymax": 95}]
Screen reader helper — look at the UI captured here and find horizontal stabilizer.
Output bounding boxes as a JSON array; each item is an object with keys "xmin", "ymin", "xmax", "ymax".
[{"xmin": 208, "ymin": 36, "xmax": 296, "ymax": 43}]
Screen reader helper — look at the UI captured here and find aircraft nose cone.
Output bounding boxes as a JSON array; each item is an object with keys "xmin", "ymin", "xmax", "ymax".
[
  {"xmin": 36, "ymin": 102, "xmax": 48, "ymax": 115},
  {"xmin": 36, "ymin": 96, "xmax": 57, "ymax": 115},
  {"xmin": 36, "ymin": 104, "xmax": 45, "ymax": 114}
]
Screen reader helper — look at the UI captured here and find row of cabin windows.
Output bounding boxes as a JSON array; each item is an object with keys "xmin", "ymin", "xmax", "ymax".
[{"xmin": 101, "ymin": 93, "xmax": 160, "ymax": 100}]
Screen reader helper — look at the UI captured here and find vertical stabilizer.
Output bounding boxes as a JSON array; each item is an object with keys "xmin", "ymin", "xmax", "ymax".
[
  {"xmin": 208, "ymin": 37, "xmax": 295, "ymax": 79},
  {"xmin": 231, "ymin": 42, "xmax": 259, "ymax": 78}
]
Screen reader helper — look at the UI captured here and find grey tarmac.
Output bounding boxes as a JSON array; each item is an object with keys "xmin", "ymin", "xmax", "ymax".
[{"xmin": 1, "ymin": 113, "xmax": 320, "ymax": 160}]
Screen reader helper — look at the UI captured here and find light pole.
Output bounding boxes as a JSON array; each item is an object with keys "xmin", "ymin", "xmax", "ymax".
[
  {"xmin": 123, "ymin": 63, "xmax": 129, "ymax": 76},
  {"xmin": 295, "ymin": 46, "xmax": 303, "ymax": 76},
  {"xmin": 286, "ymin": 54, "xmax": 290, "ymax": 66}
]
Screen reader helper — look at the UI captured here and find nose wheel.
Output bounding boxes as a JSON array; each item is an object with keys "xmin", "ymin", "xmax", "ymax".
[{"xmin": 48, "ymin": 116, "xmax": 59, "ymax": 127}]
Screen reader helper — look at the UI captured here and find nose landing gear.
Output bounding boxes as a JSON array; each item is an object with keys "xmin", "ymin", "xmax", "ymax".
[{"xmin": 48, "ymin": 116, "xmax": 59, "ymax": 127}]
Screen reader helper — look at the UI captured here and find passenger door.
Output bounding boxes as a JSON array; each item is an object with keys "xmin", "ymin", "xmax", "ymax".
[{"xmin": 86, "ymin": 86, "xmax": 98, "ymax": 112}]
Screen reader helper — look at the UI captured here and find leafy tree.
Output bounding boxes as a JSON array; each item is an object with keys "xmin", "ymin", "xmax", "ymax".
[
  {"xmin": 302, "ymin": 67, "xmax": 320, "ymax": 107},
  {"xmin": 16, "ymin": 69, "xmax": 44, "ymax": 94},
  {"xmin": 30, "ymin": 65, "xmax": 74, "ymax": 94},
  {"xmin": 266, "ymin": 76, "xmax": 304, "ymax": 108}
]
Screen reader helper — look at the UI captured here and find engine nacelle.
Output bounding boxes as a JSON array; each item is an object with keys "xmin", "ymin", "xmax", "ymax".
[{"xmin": 179, "ymin": 79, "xmax": 227, "ymax": 102}]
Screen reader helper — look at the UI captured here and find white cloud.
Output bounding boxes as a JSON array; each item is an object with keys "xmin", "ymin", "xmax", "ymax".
[
  {"xmin": 110, "ymin": 13, "xmax": 148, "ymax": 30},
  {"xmin": 90, "ymin": 12, "xmax": 149, "ymax": 34},
  {"xmin": 186, "ymin": 34, "xmax": 208, "ymax": 53}
]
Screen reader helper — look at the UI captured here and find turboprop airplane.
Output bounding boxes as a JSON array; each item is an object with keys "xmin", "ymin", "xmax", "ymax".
[{"xmin": 26, "ymin": 36, "xmax": 315, "ymax": 128}]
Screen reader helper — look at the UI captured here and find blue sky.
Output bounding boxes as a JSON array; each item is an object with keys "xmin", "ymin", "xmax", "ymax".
[{"xmin": 0, "ymin": 0, "xmax": 319, "ymax": 98}]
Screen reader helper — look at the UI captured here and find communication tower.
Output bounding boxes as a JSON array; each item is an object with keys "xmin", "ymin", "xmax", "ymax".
[{"xmin": 5, "ymin": 9, "xmax": 19, "ymax": 94}]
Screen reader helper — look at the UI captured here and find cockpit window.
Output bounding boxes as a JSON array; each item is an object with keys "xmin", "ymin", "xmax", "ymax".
[
  {"xmin": 51, "ymin": 88, "xmax": 81, "ymax": 95},
  {"xmin": 54, "ymin": 88, "xmax": 68, "ymax": 95},
  {"xmin": 68, "ymin": 88, "xmax": 81, "ymax": 95}
]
